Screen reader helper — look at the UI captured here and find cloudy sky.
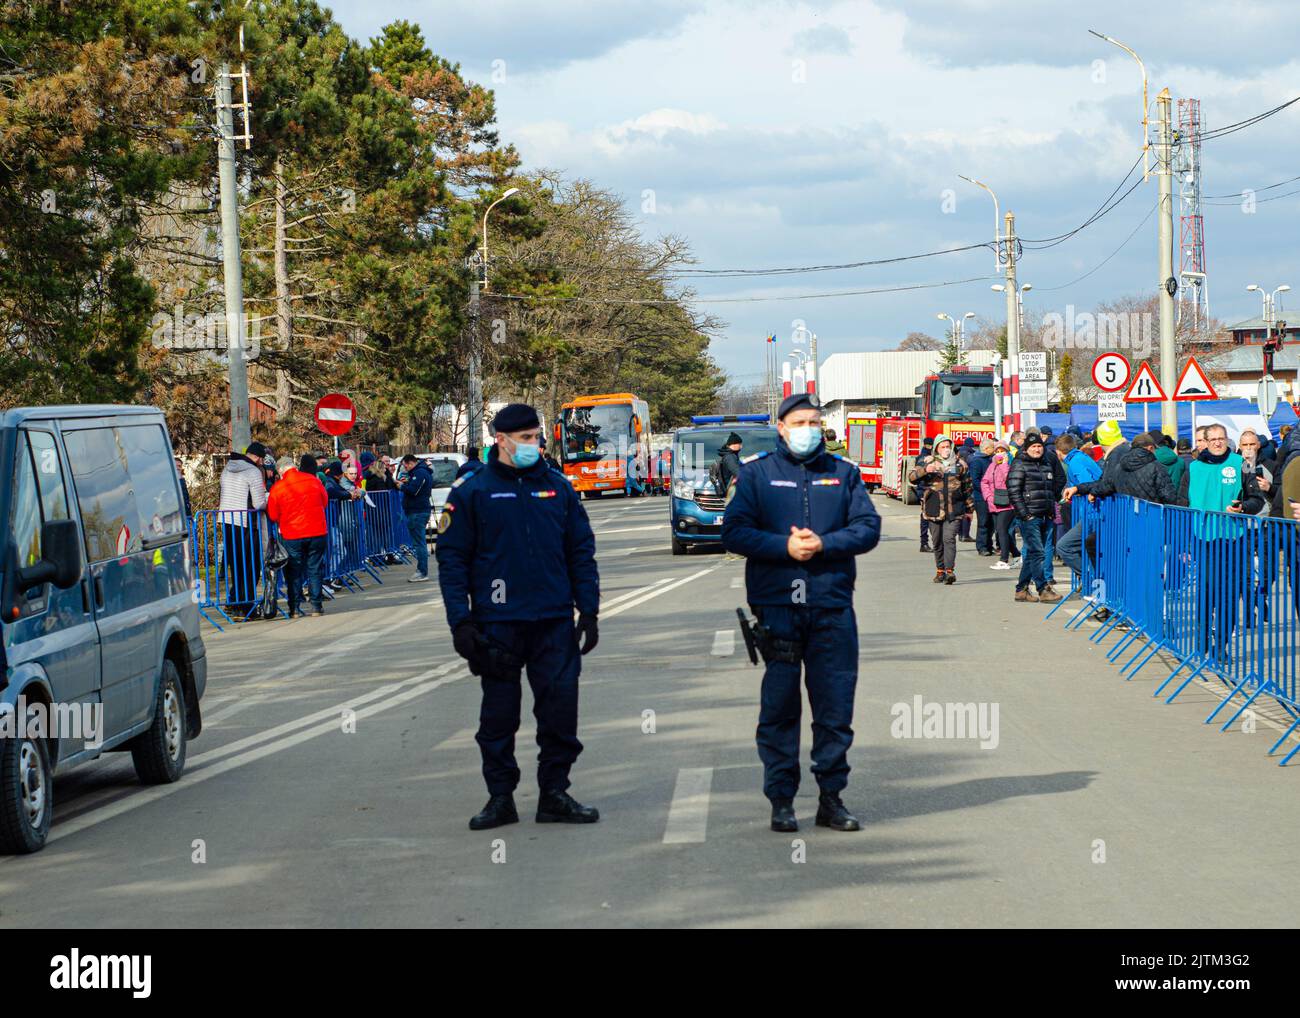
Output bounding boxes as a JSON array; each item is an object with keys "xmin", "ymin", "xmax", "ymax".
[{"xmin": 328, "ymin": 0, "xmax": 1300, "ymax": 383}]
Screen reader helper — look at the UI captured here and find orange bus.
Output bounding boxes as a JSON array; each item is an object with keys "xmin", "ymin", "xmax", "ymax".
[{"xmin": 554, "ymin": 392, "xmax": 652, "ymax": 499}]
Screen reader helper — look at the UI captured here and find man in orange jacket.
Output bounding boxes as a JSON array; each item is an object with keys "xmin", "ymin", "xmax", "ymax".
[{"xmin": 267, "ymin": 454, "xmax": 330, "ymax": 618}]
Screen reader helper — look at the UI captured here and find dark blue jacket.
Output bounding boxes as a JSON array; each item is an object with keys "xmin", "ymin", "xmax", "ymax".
[
  {"xmin": 435, "ymin": 448, "xmax": 599, "ymax": 629},
  {"xmin": 401, "ymin": 462, "xmax": 434, "ymax": 514},
  {"xmin": 721, "ymin": 439, "xmax": 881, "ymax": 609},
  {"xmin": 455, "ymin": 458, "xmax": 485, "ymax": 481},
  {"xmin": 967, "ymin": 451, "xmax": 992, "ymax": 504},
  {"xmin": 322, "ymin": 474, "xmax": 349, "ymax": 501}
]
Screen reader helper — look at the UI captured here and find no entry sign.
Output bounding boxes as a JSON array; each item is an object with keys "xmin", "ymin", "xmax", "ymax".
[{"xmin": 314, "ymin": 393, "xmax": 356, "ymax": 436}]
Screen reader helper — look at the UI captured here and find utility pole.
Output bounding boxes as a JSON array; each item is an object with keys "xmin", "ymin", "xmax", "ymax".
[
  {"xmin": 809, "ymin": 331, "xmax": 818, "ymax": 397},
  {"xmin": 1003, "ymin": 211, "xmax": 1023, "ymax": 432},
  {"xmin": 466, "ymin": 254, "xmax": 483, "ymax": 457},
  {"xmin": 1156, "ymin": 88, "xmax": 1178, "ymax": 437},
  {"xmin": 216, "ymin": 62, "xmax": 251, "ymax": 451}
]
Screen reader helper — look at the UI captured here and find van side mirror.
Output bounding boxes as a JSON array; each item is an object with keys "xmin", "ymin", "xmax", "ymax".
[{"xmin": 17, "ymin": 520, "xmax": 82, "ymax": 591}]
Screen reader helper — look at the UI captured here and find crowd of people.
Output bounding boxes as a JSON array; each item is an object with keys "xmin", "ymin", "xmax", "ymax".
[
  {"xmin": 910, "ymin": 420, "xmax": 1300, "ymax": 613},
  {"xmin": 214, "ymin": 442, "xmax": 447, "ymax": 620}
]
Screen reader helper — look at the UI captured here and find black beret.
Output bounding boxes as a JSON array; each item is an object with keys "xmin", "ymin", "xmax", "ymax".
[
  {"xmin": 777, "ymin": 392, "xmax": 820, "ymax": 420},
  {"xmin": 493, "ymin": 403, "xmax": 541, "ymax": 434}
]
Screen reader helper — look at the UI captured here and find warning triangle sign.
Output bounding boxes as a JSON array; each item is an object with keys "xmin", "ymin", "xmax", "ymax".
[
  {"xmin": 1124, "ymin": 361, "xmax": 1167, "ymax": 403},
  {"xmin": 1173, "ymin": 356, "xmax": 1218, "ymax": 401}
]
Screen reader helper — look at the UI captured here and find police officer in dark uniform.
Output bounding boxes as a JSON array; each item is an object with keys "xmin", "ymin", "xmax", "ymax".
[
  {"xmin": 435, "ymin": 403, "xmax": 601, "ymax": 830},
  {"xmin": 722, "ymin": 393, "xmax": 881, "ymax": 833}
]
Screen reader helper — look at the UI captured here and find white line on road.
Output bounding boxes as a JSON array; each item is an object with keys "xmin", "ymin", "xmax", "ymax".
[
  {"xmin": 729, "ymin": 577, "xmax": 743, "ymax": 589},
  {"xmin": 710, "ymin": 630, "xmax": 734, "ymax": 656},
  {"xmin": 601, "ymin": 576, "xmax": 673, "ymax": 610},
  {"xmin": 602, "ymin": 565, "xmax": 721, "ymax": 619},
  {"xmin": 593, "ymin": 525, "xmax": 664, "ymax": 535},
  {"xmin": 662, "ymin": 767, "xmax": 714, "ymax": 844}
]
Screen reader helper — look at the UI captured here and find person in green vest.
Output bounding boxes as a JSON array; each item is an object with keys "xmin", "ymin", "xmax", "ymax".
[
  {"xmin": 1153, "ymin": 432, "xmax": 1185, "ymax": 490},
  {"xmin": 1176, "ymin": 422, "xmax": 1266, "ymax": 662}
]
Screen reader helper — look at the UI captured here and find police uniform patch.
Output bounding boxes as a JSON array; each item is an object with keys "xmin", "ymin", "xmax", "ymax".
[
  {"xmin": 437, "ymin": 508, "xmax": 454, "ymax": 533},
  {"xmin": 813, "ymin": 478, "xmax": 841, "ymax": 486},
  {"xmin": 451, "ymin": 475, "xmax": 468, "ymax": 488},
  {"xmin": 531, "ymin": 490, "xmax": 558, "ymax": 498}
]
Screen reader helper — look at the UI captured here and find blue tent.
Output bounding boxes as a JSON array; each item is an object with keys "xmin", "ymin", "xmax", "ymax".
[{"xmin": 1034, "ymin": 399, "xmax": 1297, "ymax": 440}]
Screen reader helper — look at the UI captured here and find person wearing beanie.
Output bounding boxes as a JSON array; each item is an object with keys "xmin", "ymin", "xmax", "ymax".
[
  {"xmin": 1005, "ymin": 430, "xmax": 1065, "ymax": 603},
  {"xmin": 908, "ymin": 434, "xmax": 973, "ymax": 584},
  {"xmin": 721, "ymin": 393, "xmax": 881, "ymax": 834},
  {"xmin": 361, "ymin": 450, "xmax": 395, "ymax": 492},
  {"xmin": 217, "ymin": 439, "xmax": 270, "ymax": 619},
  {"xmin": 713, "ymin": 431, "xmax": 744, "ymax": 496},
  {"xmin": 435, "ymin": 401, "xmax": 602, "ymax": 831}
]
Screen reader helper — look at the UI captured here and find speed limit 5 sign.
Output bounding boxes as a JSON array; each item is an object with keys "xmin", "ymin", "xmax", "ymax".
[{"xmin": 1091, "ymin": 353, "xmax": 1131, "ymax": 392}]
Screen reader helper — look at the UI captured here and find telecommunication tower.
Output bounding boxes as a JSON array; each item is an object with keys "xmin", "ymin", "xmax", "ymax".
[{"xmin": 1175, "ymin": 98, "xmax": 1209, "ymax": 330}]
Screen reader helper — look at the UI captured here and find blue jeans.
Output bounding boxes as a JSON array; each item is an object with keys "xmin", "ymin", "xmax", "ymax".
[
  {"xmin": 1058, "ymin": 522, "xmax": 1083, "ymax": 581},
  {"xmin": 283, "ymin": 535, "xmax": 326, "ymax": 611},
  {"xmin": 1016, "ymin": 517, "xmax": 1052, "ymax": 592},
  {"xmin": 405, "ymin": 511, "xmax": 430, "ymax": 575},
  {"xmin": 753, "ymin": 605, "xmax": 858, "ymax": 801},
  {"xmin": 1042, "ymin": 524, "xmax": 1055, "ymax": 584}
]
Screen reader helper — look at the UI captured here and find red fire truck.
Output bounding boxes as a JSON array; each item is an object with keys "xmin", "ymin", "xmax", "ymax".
[{"xmin": 878, "ymin": 364, "xmax": 997, "ymax": 503}]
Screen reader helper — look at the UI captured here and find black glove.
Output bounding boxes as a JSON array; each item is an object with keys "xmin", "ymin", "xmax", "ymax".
[
  {"xmin": 576, "ymin": 613, "xmax": 598, "ymax": 655},
  {"xmin": 452, "ymin": 621, "xmax": 484, "ymax": 663}
]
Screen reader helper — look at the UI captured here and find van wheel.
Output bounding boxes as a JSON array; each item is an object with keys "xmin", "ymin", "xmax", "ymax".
[
  {"xmin": 671, "ymin": 535, "xmax": 687, "ymax": 555},
  {"xmin": 132, "ymin": 660, "xmax": 187, "ymax": 785},
  {"xmin": 0, "ymin": 706, "xmax": 53, "ymax": 854}
]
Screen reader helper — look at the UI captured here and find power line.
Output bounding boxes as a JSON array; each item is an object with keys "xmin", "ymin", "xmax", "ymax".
[
  {"xmin": 1037, "ymin": 201, "xmax": 1157, "ymax": 292},
  {"xmin": 663, "ymin": 241, "xmax": 994, "ymax": 278},
  {"xmin": 1203, "ymin": 173, "xmax": 1300, "ymax": 200},
  {"xmin": 1195, "ymin": 95, "xmax": 1300, "ymax": 142},
  {"xmin": 1019, "ymin": 151, "xmax": 1145, "ymax": 247},
  {"xmin": 493, "ymin": 275, "xmax": 996, "ymax": 306},
  {"xmin": 1203, "ymin": 185, "xmax": 1300, "ymax": 207}
]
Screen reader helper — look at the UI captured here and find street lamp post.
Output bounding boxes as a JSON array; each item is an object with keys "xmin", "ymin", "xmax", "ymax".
[
  {"xmin": 467, "ymin": 187, "xmax": 522, "ymax": 455},
  {"xmin": 1248, "ymin": 283, "xmax": 1292, "ymax": 375}
]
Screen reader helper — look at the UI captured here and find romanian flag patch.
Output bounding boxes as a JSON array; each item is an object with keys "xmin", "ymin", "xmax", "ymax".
[
  {"xmin": 531, "ymin": 490, "xmax": 558, "ymax": 498},
  {"xmin": 813, "ymin": 478, "xmax": 841, "ymax": 486}
]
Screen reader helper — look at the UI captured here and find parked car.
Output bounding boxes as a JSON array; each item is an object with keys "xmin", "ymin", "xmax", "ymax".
[{"xmin": 0, "ymin": 406, "xmax": 207, "ymax": 853}]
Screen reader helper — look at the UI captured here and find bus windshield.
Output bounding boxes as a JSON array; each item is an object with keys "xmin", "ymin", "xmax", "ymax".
[
  {"xmin": 562, "ymin": 403, "xmax": 633, "ymax": 463},
  {"xmin": 929, "ymin": 379, "xmax": 994, "ymax": 421}
]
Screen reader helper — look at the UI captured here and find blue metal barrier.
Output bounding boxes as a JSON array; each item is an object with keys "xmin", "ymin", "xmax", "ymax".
[
  {"xmin": 1053, "ymin": 494, "xmax": 1300, "ymax": 766},
  {"xmin": 192, "ymin": 509, "xmax": 275, "ymax": 625}
]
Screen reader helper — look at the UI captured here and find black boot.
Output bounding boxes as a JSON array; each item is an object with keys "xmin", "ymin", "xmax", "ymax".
[
  {"xmin": 919, "ymin": 540, "xmax": 931, "ymax": 553},
  {"xmin": 770, "ymin": 798, "xmax": 798, "ymax": 832},
  {"xmin": 536, "ymin": 790, "xmax": 600, "ymax": 824},
  {"xmin": 815, "ymin": 791, "xmax": 861, "ymax": 832},
  {"xmin": 469, "ymin": 793, "xmax": 519, "ymax": 830}
]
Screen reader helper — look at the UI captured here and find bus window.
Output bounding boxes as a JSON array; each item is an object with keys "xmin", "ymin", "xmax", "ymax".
[{"xmin": 562, "ymin": 404, "xmax": 633, "ymax": 463}]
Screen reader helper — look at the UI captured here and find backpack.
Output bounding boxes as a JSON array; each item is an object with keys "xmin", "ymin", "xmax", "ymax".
[{"xmin": 709, "ymin": 457, "xmax": 724, "ymax": 495}]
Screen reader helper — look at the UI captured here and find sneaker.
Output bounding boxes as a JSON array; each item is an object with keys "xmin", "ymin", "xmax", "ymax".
[
  {"xmin": 1038, "ymin": 587, "xmax": 1062, "ymax": 603},
  {"xmin": 1014, "ymin": 588, "xmax": 1039, "ymax": 603},
  {"xmin": 991, "ymin": 561, "xmax": 1011, "ymax": 570},
  {"xmin": 309, "ymin": 603, "xmax": 324, "ymax": 616},
  {"xmin": 944, "ymin": 570, "xmax": 956, "ymax": 585},
  {"xmin": 408, "ymin": 572, "xmax": 429, "ymax": 583},
  {"xmin": 933, "ymin": 569, "xmax": 946, "ymax": 583}
]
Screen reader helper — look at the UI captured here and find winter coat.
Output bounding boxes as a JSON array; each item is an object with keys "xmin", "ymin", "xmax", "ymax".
[
  {"xmin": 1006, "ymin": 450, "xmax": 1065, "ymax": 520},
  {"xmin": 967, "ymin": 451, "xmax": 992, "ymax": 505},
  {"xmin": 266, "ymin": 467, "xmax": 329, "ymax": 540},
  {"xmin": 1269, "ymin": 429, "xmax": 1300, "ymax": 517},
  {"xmin": 1153, "ymin": 445, "xmax": 1185, "ymax": 491},
  {"xmin": 1062, "ymin": 448, "xmax": 1102, "ymax": 487},
  {"xmin": 981, "ymin": 455, "xmax": 1015, "ymax": 513},
  {"xmin": 908, "ymin": 455, "xmax": 974, "ymax": 522},
  {"xmin": 1177, "ymin": 449, "xmax": 1266, "ymax": 514},
  {"xmin": 1075, "ymin": 442, "xmax": 1131, "ymax": 500},
  {"xmin": 218, "ymin": 454, "xmax": 268, "ymax": 526},
  {"xmin": 718, "ymin": 447, "xmax": 743, "ymax": 493},
  {"xmin": 1091, "ymin": 446, "xmax": 1179, "ymax": 505}
]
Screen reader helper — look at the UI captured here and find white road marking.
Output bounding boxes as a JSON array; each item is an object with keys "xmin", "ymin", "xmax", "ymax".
[
  {"xmin": 710, "ymin": 630, "xmax": 735, "ymax": 656},
  {"xmin": 730, "ymin": 577, "xmax": 743, "ymax": 589},
  {"xmin": 662, "ymin": 767, "xmax": 714, "ymax": 844},
  {"xmin": 593, "ymin": 525, "xmax": 664, "ymax": 535},
  {"xmin": 601, "ymin": 576, "xmax": 673, "ymax": 610},
  {"xmin": 203, "ymin": 695, "xmax": 268, "ymax": 726},
  {"xmin": 602, "ymin": 565, "xmax": 720, "ymax": 619},
  {"xmin": 11, "ymin": 665, "xmax": 470, "ymax": 851}
]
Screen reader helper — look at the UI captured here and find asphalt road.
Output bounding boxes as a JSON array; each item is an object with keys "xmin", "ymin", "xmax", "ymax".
[{"xmin": 2, "ymin": 492, "xmax": 1296, "ymax": 928}]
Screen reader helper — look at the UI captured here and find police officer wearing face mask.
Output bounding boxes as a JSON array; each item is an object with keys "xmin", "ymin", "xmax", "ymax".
[
  {"xmin": 722, "ymin": 393, "xmax": 882, "ymax": 833},
  {"xmin": 435, "ymin": 403, "xmax": 601, "ymax": 831}
]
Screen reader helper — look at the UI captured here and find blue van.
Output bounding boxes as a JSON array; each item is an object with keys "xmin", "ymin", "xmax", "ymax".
[
  {"xmin": 669, "ymin": 415, "xmax": 778, "ymax": 554},
  {"xmin": 0, "ymin": 406, "xmax": 207, "ymax": 853}
]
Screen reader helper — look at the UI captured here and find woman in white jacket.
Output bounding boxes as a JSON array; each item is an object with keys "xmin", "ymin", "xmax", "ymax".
[{"xmin": 218, "ymin": 441, "xmax": 269, "ymax": 617}]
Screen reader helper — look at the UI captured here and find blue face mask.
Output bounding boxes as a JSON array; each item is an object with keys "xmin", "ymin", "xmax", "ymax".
[
  {"xmin": 786, "ymin": 425, "xmax": 821, "ymax": 457},
  {"xmin": 509, "ymin": 438, "xmax": 541, "ymax": 468}
]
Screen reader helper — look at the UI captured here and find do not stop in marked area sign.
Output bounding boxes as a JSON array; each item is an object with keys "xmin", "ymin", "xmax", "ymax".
[{"xmin": 314, "ymin": 393, "xmax": 356, "ymax": 436}]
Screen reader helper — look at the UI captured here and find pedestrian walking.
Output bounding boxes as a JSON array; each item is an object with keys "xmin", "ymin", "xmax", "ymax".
[
  {"xmin": 722, "ymin": 392, "xmax": 881, "ymax": 833},
  {"xmin": 396, "ymin": 453, "xmax": 433, "ymax": 582},
  {"xmin": 916, "ymin": 435, "xmax": 935, "ymax": 553},
  {"xmin": 907, "ymin": 435, "xmax": 973, "ymax": 585},
  {"xmin": 435, "ymin": 403, "xmax": 601, "ymax": 831},
  {"xmin": 267, "ymin": 454, "xmax": 329, "ymax": 618},
  {"xmin": 980, "ymin": 441, "xmax": 1017, "ymax": 569},
  {"xmin": 1006, "ymin": 431, "xmax": 1065, "ymax": 603},
  {"xmin": 967, "ymin": 438, "xmax": 995, "ymax": 556}
]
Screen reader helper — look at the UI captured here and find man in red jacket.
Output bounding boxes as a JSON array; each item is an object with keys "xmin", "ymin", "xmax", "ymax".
[{"xmin": 267, "ymin": 454, "xmax": 330, "ymax": 617}]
